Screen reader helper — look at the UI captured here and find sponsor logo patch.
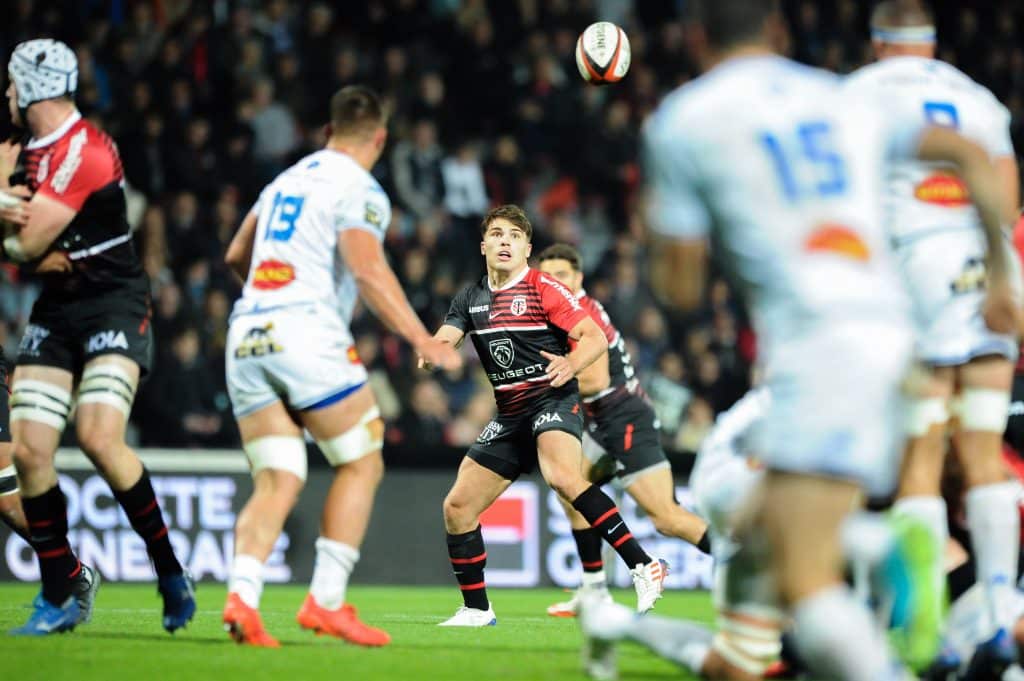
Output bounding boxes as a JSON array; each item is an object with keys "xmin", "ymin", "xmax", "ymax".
[
  {"xmin": 951, "ymin": 257, "xmax": 986, "ymax": 294},
  {"xmin": 469, "ymin": 304, "xmax": 489, "ymax": 313},
  {"xmin": 233, "ymin": 322, "xmax": 283, "ymax": 359},
  {"xmin": 476, "ymin": 420, "xmax": 504, "ymax": 444},
  {"xmin": 532, "ymin": 412, "xmax": 564, "ymax": 430},
  {"xmin": 18, "ymin": 324, "xmax": 50, "ymax": 357},
  {"xmin": 489, "ymin": 338, "xmax": 515, "ymax": 369},
  {"xmin": 804, "ymin": 224, "xmax": 870, "ymax": 262},
  {"xmin": 86, "ymin": 330, "xmax": 129, "ymax": 353},
  {"xmin": 914, "ymin": 172, "xmax": 970, "ymax": 207},
  {"xmin": 37, "ymin": 153, "xmax": 51, "ymax": 184},
  {"xmin": 365, "ymin": 202, "xmax": 383, "ymax": 228},
  {"xmin": 252, "ymin": 259, "xmax": 295, "ymax": 290},
  {"xmin": 347, "ymin": 346, "xmax": 361, "ymax": 364}
]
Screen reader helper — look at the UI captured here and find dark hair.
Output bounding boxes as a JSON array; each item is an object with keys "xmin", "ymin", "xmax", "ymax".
[
  {"xmin": 870, "ymin": 0, "xmax": 934, "ymax": 30},
  {"xmin": 480, "ymin": 204, "xmax": 533, "ymax": 241},
  {"xmin": 694, "ymin": 0, "xmax": 779, "ymax": 49},
  {"xmin": 537, "ymin": 243, "xmax": 582, "ymax": 271},
  {"xmin": 329, "ymin": 85, "xmax": 386, "ymax": 138}
]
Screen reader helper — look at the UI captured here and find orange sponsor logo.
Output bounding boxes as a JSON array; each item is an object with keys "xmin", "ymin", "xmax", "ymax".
[
  {"xmin": 347, "ymin": 346, "xmax": 362, "ymax": 364},
  {"xmin": 804, "ymin": 224, "xmax": 871, "ymax": 262},
  {"xmin": 252, "ymin": 259, "xmax": 295, "ymax": 290},
  {"xmin": 914, "ymin": 172, "xmax": 970, "ymax": 206}
]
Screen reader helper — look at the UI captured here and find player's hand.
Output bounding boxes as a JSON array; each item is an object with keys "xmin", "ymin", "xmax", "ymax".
[
  {"xmin": 34, "ymin": 250, "xmax": 72, "ymax": 274},
  {"xmin": 541, "ymin": 350, "xmax": 575, "ymax": 388},
  {"xmin": 0, "ymin": 141, "xmax": 21, "ymax": 183},
  {"xmin": 0, "ymin": 185, "xmax": 31, "ymax": 227},
  {"xmin": 983, "ymin": 278, "xmax": 1023, "ymax": 335},
  {"xmin": 416, "ymin": 338, "xmax": 462, "ymax": 372}
]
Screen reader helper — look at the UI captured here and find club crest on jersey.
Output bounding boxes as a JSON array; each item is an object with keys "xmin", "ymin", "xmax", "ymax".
[
  {"xmin": 476, "ymin": 420, "xmax": 503, "ymax": 444},
  {"xmin": 510, "ymin": 295, "xmax": 527, "ymax": 316},
  {"xmin": 37, "ymin": 153, "xmax": 51, "ymax": 184},
  {"xmin": 489, "ymin": 338, "xmax": 515, "ymax": 369},
  {"xmin": 252, "ymin": 259, "xmax": 295, "ymax": 290},
  {"xmin": 914, "ymin": 172, "xmax": 970, "ymax": 207}
]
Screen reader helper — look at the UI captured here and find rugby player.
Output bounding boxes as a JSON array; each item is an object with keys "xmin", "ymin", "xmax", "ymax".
[
  {"xmin": 426, "ymin": 205, "xmax": 668, "ymax": 626},
  {"xmin": 221, "ymin": 85, "xmax": 461, "ymax": 647},
  {"xmin": 0, "ymin": 39, "xmax": 193, "ymax": 636},
  {"xmin": 846, "ymin": 3, "xmax": 1024, "ymax": 673},
  {"xmin": 536, "ymin": 243, "xmax": 709, "ymax": 617},
  {"xmin": 642, "ymin": 1, "xmax": 1017, "ymax": 678}
]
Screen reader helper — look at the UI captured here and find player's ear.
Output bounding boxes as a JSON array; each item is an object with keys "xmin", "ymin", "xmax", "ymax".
[
  {"xmin": 525, "ymin": 242, "xmax": 532, "ymax": 258},
  {"xmin": 480, "ymin": 240, "xmax": 486, "ymax": 255},
  {"xmin": 374, "ymin": 126, "xmax": 387, "ymax": 151}
]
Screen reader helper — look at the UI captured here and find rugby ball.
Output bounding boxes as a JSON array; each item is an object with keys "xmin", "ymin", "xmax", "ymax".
[{"xmin": 575, "ymin": 22, "xmax": 631, "ymax": 84}]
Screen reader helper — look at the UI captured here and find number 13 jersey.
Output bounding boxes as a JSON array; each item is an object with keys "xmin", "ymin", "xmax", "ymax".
[{"xmin": 232, "ymin": 149, "xmax": 392, "ymax": 326}]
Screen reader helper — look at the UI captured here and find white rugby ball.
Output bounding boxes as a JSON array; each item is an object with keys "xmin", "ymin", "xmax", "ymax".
[{"xmin": 575, "ymin": 22, "xmax": 631, "ymax": 85}]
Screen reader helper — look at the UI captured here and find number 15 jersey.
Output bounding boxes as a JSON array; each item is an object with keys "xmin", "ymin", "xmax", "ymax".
[
  {"xmin": 232, "ymin": 149, "xmax": 392, "ymax": 326},
  {"xmin": 644, "ymin": 55, "xmax": 919, "ymax": 362}
]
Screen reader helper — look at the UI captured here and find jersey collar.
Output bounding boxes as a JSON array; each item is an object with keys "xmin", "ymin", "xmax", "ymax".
[
  {"xmin": 26, "ymin": 110, "xmax": 82, "ymax": 150},
  {"xmin": 487, "ymin": 264, "xmax": 529, "ymax": 292}
]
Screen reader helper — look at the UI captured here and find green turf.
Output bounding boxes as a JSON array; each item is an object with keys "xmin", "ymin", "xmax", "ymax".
[{"xmin": 1, "ymin": 583, "xmax": 715, "ymax": 680}]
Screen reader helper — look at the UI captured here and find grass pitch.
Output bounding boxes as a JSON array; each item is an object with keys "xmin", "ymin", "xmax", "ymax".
[{"xmin": 1, "ymin": 583, "xmax": 714, "ymax": 680}]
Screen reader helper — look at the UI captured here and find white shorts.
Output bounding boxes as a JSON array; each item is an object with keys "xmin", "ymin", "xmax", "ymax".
[
  {"xmin": 897, "ymin": 229, "xmax": 1020, "ymax": 366},
  {"xmin": 758, "ymin": 320, "xmax": 913, "ymax": 497},
  {"xmin": 225, "ymin": 304, "xmax": 368, "ymax": 418},
  {"xmin": 944, "ymin": 584, "xmax": 1024, "ymax": 663}
]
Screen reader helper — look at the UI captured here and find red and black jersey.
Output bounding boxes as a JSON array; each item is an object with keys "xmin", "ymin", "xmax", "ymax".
[
  {"xmin": 12, "ymin": 111, "xmax": 144, "ymax": 298},
  {"xmin": 444, "ymin": 267, "xmax": 589, "ymax": 415},
  {"xmin": 574, "ymin": 290, "xmax": 640, "ymax": 397}
]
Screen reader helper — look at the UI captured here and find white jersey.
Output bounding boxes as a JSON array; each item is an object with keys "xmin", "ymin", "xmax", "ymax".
[
  {"xmin": 232, "ymin": 149, "xmax": 392, "ymax": 324},
  {"xmin": 645, "ymin": 55, "xmax": 915, "ymax": 365},
  {"xmin": 845, "ymin": 56, "xmax": 1013, "ymax": 245}
]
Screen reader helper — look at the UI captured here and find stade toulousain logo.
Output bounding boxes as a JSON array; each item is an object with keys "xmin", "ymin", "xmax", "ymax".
[
  {"xmin": 510, "ymin": 295, "xmax": 527, "ymax": 316},
  {"xmin": 489, "ymin": 338, "xmax": 515, "ymax": 369}
]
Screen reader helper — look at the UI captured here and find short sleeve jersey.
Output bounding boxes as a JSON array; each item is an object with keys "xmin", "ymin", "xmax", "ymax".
[
  {"xmin": 845, "ymin": 56, "xmax": 1015, "ymax": 244},
  {"xmin": 14, "ymin": 111, "xmax": 142, "ymax": 297},
  {"xmin": 233, "ymin": 149, "xmax": 392, "ymax": 325},
  {"xmin": 444, "ymin": 267, "xmax": 589, "ymax": 415},
  {"xmin": 644, "ymin": 55, "xmax": 919, "ymax": 360}
]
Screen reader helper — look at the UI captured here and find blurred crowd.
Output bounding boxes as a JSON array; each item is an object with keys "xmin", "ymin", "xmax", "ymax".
[{"xmin": 1, "ymin": 0, "xmax": 1022, "ymax": 459}]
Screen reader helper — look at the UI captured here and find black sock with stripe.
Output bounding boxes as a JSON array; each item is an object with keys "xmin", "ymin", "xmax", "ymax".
[
  {"xmin": 571, "ymin": 485, "xmax": 651, "ymax": 568},
  {"xmin": 572, "ymin": 528, "xmax": 604, "ymax": 574},
  {"xmin": 446, "ymin": 525, "xmax": 489, "ymax": 610},
  {"xmin": 112, "ymin": 470, "xmax": 182, "ymax": 576},
  {"xmin": 23, "ymin": 485, "xmax": 79, "ymax": 605}
]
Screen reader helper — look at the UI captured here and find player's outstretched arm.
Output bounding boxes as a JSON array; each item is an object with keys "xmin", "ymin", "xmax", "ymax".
[
  {"xmin": 338, "ymin": 229, "xmax": 461, "ymax": 370},
  {"xmin": 916, "ymin": 127, "xmax": 1021, "ymax": 333},
  {"xmin": 419, "ymin": 324, "xmax": 464, "ymax": 371},
  {"xmin": 542, "ymin": 316, "xmax": 608, "ymax": 388},
  {"xmin": 225, "ymin": 210, "xmax": 259, "ymax": 282}
]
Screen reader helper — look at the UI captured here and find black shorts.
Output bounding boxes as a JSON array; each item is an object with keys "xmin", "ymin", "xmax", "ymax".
[
  {"xmin": 17, "ymin": 287, "xmax": 153, "ymax": 377},
  {"xmin": 584, "ymin": 389, "xmax": 668, "ymax": 486},
  {"xmin": 467, "ymin": 388, "xmax": 583, "ymax": 481}
]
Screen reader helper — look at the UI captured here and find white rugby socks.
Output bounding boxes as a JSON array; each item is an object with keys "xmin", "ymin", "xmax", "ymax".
[
  {"xmin": 793, "ymin": 585, "xmax": 906, "ymax": 681},
  {"xmin": 228, "ymin": 554, "xmax": 265, "ymax": 608},
  {"xmin": 310, "ymin": 537, "xmax": 360, "ymax": 610},
  {"xmin": 966, "ymin": 481, "xmax": 1021, "ymax": 634}
]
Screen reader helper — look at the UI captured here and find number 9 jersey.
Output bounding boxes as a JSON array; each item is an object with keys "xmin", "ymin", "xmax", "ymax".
[{"xmin": 232, "ymin": 149, "xmax": 392, "ymax": 326}]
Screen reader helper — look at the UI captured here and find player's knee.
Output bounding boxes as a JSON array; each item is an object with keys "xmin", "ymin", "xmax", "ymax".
[
  {"xmin": 340, "ymin": 449, "xmax": 384, "ymax": 487},
  {"xmin": 317, "ymin": 408, "xmax": 383, "ymax": 469},
  {"xmin": 12, "ymin": 439, "xmax": 51, "ymax": 474},
  {"xmin": 76, "ymin": 422, "xmax": 123, "ymax": 461},
  {"xmin": 442, "ymin": 493, "xmax": 475, "ymax": 530}
]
